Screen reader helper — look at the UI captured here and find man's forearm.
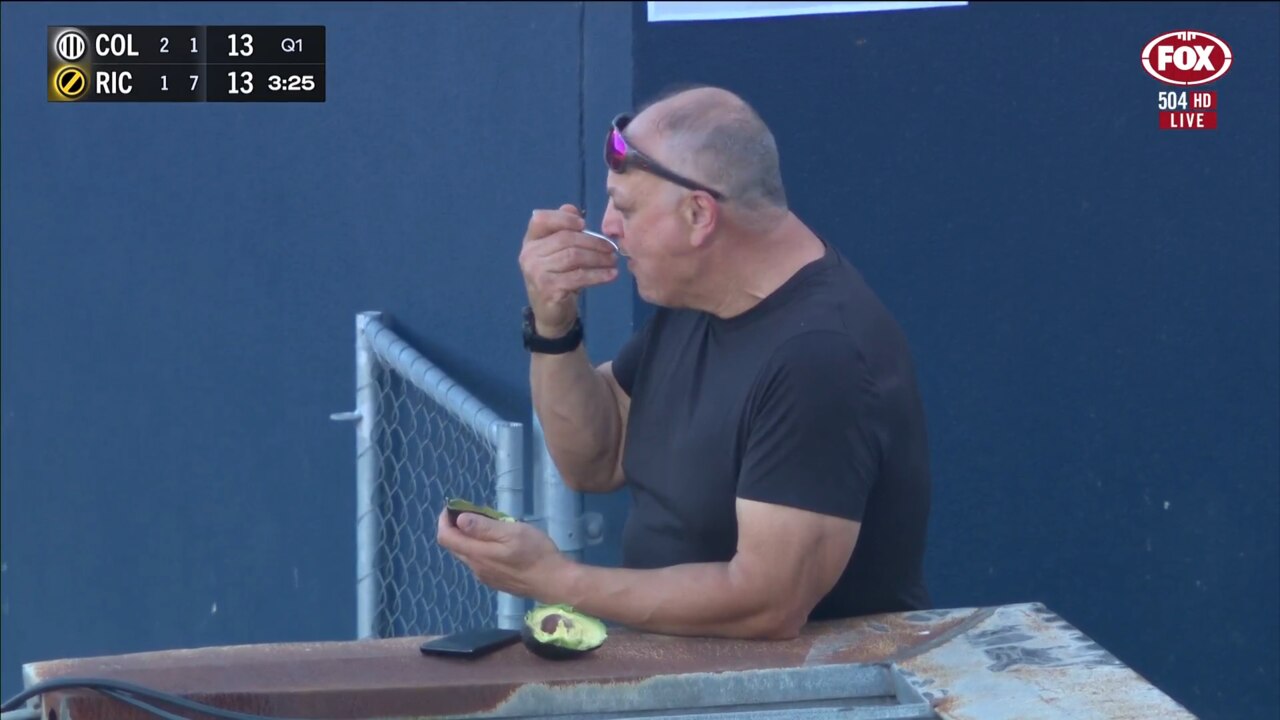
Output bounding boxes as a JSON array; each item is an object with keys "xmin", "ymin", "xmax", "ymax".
[
  {"xmin": 530, "ymin": 347, "xmax": 621, "ymax": 492},
  {"xmin": 541, "ymin": 560, "xmax": 802, "ymax": 640}
]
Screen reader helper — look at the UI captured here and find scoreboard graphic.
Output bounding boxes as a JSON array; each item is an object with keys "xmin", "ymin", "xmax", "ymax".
[{"xmin": 48, "ymin": 26, "xmax": 325, "ymax": 102}]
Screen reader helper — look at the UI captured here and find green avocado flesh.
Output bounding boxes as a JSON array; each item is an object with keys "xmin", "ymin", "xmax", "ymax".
[
  {"xmin": 522, "ymin": 604, "xmax": 607, "ymax": 659},
  {"xmin": 446, "ymin": 498, "xmax": 515, "ymax": 523}
]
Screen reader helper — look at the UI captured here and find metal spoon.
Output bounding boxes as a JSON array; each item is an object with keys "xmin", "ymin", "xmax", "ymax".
[{"xmin": 581, "ymin": 229, "xmax": 628, "ymax": 257}]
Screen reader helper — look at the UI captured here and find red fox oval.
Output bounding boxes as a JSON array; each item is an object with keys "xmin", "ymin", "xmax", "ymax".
[{"xmin": 1142, "ymin": 31, "xmax": 1232, "ymax": 86}]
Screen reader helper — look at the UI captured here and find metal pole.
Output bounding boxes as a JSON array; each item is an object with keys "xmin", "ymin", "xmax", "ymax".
[
  {"xmin": 493, "ymin": 421, "xmax": 525, "ymax": 630},
  {"xmin": 532, "ymin": 414, "xmax": 585, "ymax": 562},
  {"xmin": 354, "ymin": 311, "xmax": 382, "ymax": 638}
]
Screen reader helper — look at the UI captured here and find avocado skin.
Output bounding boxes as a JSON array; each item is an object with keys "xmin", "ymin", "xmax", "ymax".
[
  {"xmin": 521, "ymin": 604, "xmax": 607, "ymax": 660},
  {"xmin": 521, "ymin": 623, "xmax": 599, "ymax": 659},
  {"xmin": 445, "ymin": 497, "xmax": 514, "ymax": 524}
]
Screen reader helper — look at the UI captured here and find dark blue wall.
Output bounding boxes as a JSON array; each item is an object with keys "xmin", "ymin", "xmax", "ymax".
[
  {"xmin": 1, "ymin": 0, "xmax": 587, "ymax": 700},
  {"xmin": 633, "ymin": 2, "xmax": 1278, "ymax": 719},
  {"xmin": 3, "ymin": 3, "xmax": 1277, "ymax": 719}
]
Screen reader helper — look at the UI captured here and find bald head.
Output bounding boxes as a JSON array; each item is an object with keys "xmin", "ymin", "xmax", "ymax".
[{"xmin": 631, "ymin": 86, "xmax": 788, "ymax": 212}]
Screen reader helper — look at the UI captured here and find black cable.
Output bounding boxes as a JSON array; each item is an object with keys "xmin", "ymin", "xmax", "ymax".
[
  {"xmin": 98, "ymin": 689, "xmax": 191, "ymax": 720},
  {"xmin": 2, "ymin": 677, "xmax": 316, "ymax": 720}
]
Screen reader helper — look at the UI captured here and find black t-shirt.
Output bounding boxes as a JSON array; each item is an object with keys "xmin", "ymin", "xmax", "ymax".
[{"xmin": 611, "ymin": 240, "xmax": 931, "ymax": 619}]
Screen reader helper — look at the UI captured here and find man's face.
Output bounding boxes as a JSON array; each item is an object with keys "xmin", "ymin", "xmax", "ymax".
[
  {"xmin": 600, "ymin": 115, "xmax": 709, "ymax": 308},
  {"xmin": 601, "ymin": 172, "xmax": 701, "ymax": 308}
]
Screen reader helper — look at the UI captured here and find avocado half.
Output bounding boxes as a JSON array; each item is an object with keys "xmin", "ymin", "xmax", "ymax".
[
  {"xmin": 521, "ymin": 604, "xmax": 607, "ymax": 660},
  {"xmin": 446, "ymin": 497, "xmax": 516, "ymax": 524}
]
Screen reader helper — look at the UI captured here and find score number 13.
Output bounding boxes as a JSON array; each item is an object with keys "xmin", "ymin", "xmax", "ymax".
[
  {"xmin": 227, "ymin": 33, "xmax": 255, "ymax": 95},
  {"xmin": 228, "ymin": 71, "xmax": 254, "ymax": 95}
]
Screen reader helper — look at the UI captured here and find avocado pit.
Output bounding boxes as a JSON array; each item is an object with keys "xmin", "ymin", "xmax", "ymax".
[
  {"xmin": 522, "ymin": 605, "xmax": 606, "ymax": 660},
  {"xmin": 541, "ymin": 614, "xmax": 572, "ymax": 634}
]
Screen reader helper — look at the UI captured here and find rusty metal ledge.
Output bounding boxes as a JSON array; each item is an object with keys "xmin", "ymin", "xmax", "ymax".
[{"xmin": 19, "ymin": 603, "xmax": 1195, "ymax": 720}]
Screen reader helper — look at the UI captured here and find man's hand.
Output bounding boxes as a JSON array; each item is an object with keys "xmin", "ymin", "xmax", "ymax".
[
  {"xmin": 519, "ymin": 204, "xmax": 619, "ymax": 337},
  {"xmin": 436, "ymin": 508, "xmax": 570, "ymax": 601}
]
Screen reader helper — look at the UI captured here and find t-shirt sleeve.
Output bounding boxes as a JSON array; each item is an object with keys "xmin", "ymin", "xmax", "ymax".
[
  {"xmin": 608, "ymin": 313, "xmax": 655, "ymax": 397},
  {"xmin": 736, "ymin": 331, "xmax": 883, "ymax": 522}
]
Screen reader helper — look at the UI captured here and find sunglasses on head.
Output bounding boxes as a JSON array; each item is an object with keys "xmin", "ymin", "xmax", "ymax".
[{"xmin": 605, "ymin": 113, "xmax": 725, "ymax": 200}]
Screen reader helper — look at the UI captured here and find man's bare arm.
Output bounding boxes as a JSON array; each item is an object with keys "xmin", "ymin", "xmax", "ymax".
[
  {"xmin": 546, "ymin": 498, "xmax": 859, "ymax": 638},
  {"xmin": 519, "ymin": 204, "xmax": 630, "ymax": 494},
  {"xmin": 530, "ymin": 356, "xmax": 628, "ymax": 493}
]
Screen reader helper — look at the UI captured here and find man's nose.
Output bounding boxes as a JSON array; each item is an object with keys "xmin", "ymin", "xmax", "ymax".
[{"xmin": 601, "ymin": 201, "xmax": 623, "ymax": 240}]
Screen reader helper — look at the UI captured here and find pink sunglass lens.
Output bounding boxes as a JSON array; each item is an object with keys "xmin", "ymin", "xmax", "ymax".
[{"xmin": 606, "ymin": 130, "xmax": 627, "ymax": 170}]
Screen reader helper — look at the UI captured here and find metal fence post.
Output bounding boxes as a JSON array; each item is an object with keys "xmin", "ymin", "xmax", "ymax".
[
  {"xmin": 336, "ymin": 311, "xmax": 543, "ymax": 637},
  {"xmin": 532, "ymin": 414, "xmax": 604, "ymax": 562},
  {"xmin": 494, "ymin": 422, "xmax": 525, "ymax": 630},
  {"xmin": 353, "ymin": 311, "xmax": 383, "ymax": 639}
]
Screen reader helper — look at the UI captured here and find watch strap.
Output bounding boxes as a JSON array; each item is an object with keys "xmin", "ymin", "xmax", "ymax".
[{"xmin": 522, "ymin": 306, "xmax": 583, "ymax": 354}]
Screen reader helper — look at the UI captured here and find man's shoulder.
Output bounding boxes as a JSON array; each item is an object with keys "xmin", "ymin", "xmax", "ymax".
[
  {"xmin": 809, "ymin": 248, "xmax": 890, "ymax": 315},
  {"xmin": 797, "ymin": 249, "xmax": 913, "ymax": 358},
  {"xmin": 764, "ymin": 262, "xmax": 890, "ymax": 353},
  {"xmin": 757, "ymin": 253, "xmax": 921, "ymax": 404},
  {"xmin": 752, "ymin": 330, "xmax": 870, "ymax": 399}
]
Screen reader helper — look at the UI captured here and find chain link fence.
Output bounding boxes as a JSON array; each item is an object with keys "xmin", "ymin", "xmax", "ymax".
[
  {"xmin": 370, "ymin": 362, "xmax": 497, "ymax": 636},
  {"xmin": 334, "ymin": 312, "xmax": 523, "ymax": 639}
]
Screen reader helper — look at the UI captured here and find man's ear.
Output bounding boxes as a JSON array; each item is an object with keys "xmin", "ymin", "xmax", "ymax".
[{"xmin": 685, "ymin": 192, "xmax": 719, "ymax": 248}]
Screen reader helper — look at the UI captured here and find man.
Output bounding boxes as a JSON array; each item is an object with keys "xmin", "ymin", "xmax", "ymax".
[{"xmin": 438, "ymin": 85, "xmax": 931, "ymax": 640}]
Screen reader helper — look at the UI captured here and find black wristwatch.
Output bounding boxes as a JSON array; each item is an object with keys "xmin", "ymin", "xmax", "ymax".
[{"xmin": 522, "ymin": 306, "xmax": 583, "ymax": 354}]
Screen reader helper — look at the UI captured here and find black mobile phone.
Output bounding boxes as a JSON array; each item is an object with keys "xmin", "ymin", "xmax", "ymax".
[{"xmin": 419, "ymin": 627, "xmax": 521, "ymax": 658}]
